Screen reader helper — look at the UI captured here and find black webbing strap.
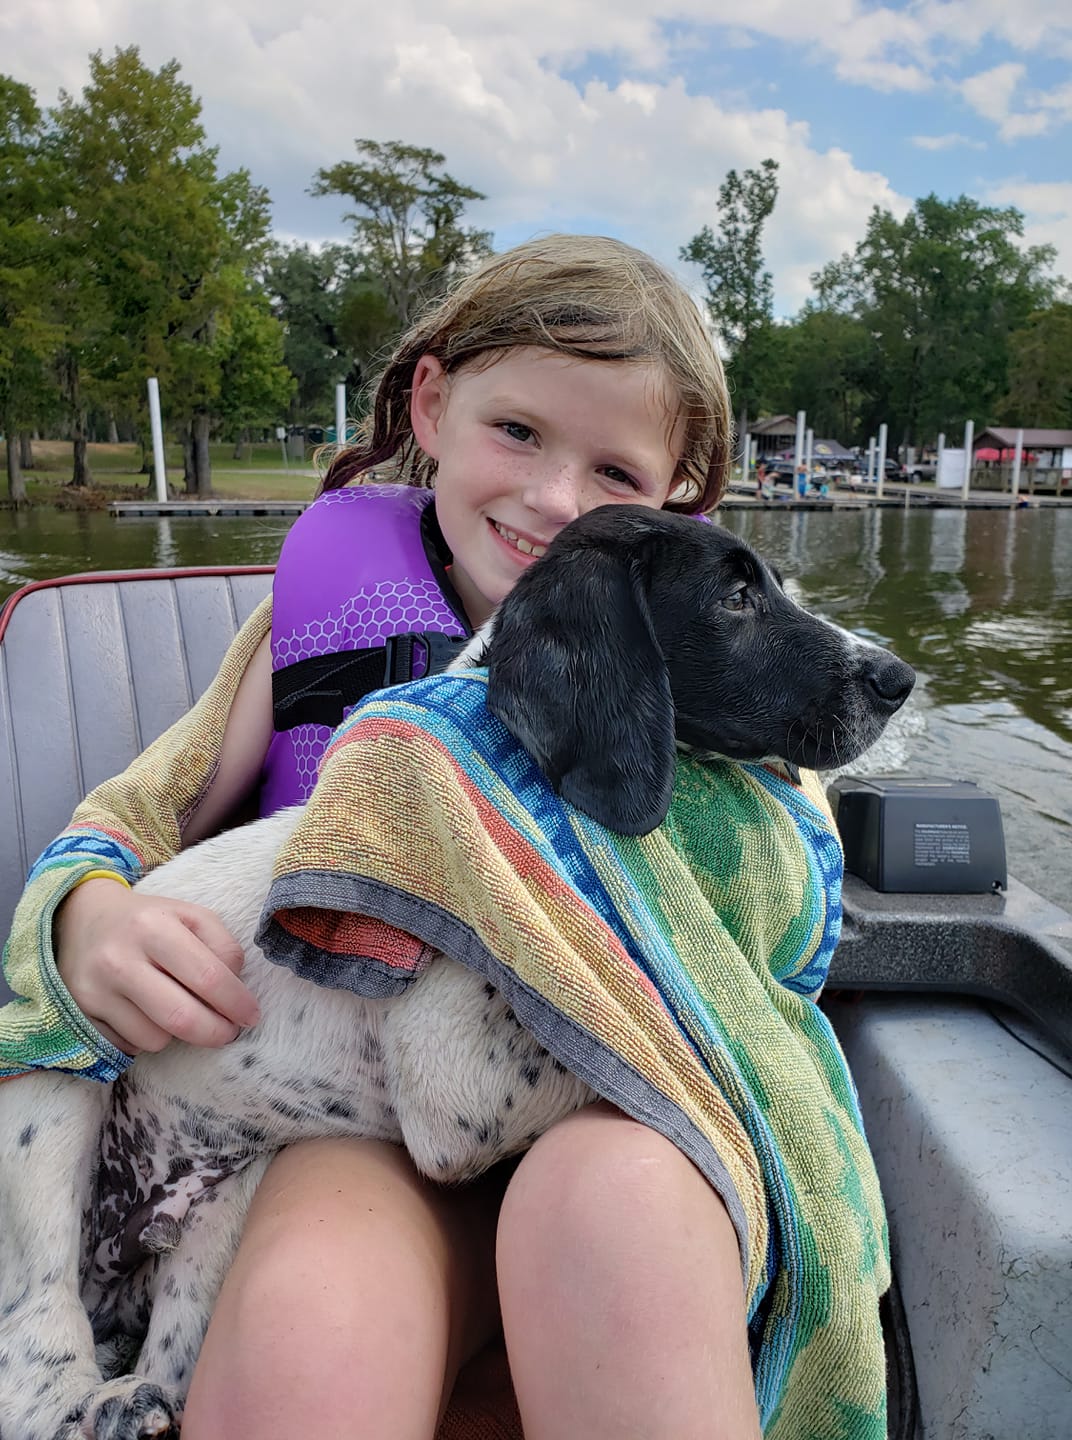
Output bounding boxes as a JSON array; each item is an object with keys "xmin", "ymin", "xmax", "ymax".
[{"xmin": 272, "ymin": 632, "xmax": 470, "ymax": 732}]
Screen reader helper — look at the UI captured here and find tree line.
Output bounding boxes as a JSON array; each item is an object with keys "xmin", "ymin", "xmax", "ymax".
[
  {"xmin": 3, "ymin": 47, "xmax": 1069, "ymax": 506},
  {"xmin": 687, "ymin": 162, "xmax": 1069, "ymax": 455}
]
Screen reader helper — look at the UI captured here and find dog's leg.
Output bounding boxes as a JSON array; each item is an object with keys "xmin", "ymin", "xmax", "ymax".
[
  {"xmin": 132, "ymin": 1154, "xmax": 271, "ymax": 1401},
  {"xmin": 0, "ymin": 1072, "xmax": 111, "ymax": 1440},
  {"xmin": 0, "ymin": 1073, "xmax": 191, "ymax": 1440},
  {"xmin": 383, "ymin": 958, "xmax": 595, "ymax": 1184}
]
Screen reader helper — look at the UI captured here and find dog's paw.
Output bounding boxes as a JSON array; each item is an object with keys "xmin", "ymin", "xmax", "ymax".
[{"xmin": 55, "ymin": 1379, "xmax": 181, "ymax": 1440}]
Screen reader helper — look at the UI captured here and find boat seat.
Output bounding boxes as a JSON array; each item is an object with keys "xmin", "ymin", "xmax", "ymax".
[{"xmin": 0, "ymin": 568, "xmax": 273, "ymax": 967}]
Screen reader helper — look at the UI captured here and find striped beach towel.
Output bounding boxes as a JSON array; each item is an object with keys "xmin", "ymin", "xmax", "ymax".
[
  {"xmin": 0, "ymin": 599, "xmax": 274, "ymax": 1082},
  {"xmin": 259, "ymin": 670, "xmax": 890, "ymax": 1438}
]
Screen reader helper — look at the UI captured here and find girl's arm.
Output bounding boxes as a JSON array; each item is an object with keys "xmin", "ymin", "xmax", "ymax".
[{"xmin": 1, "ymin": 599, "xmax": 273, "ymax": 1080}]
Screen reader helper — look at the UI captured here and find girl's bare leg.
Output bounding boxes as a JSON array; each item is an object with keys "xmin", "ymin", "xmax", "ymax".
[
  {"xmin": 181, "ymin": 1138, "xmax": 502, "ymax": 1440},
  {"xmin": 497, "ymin": 1103, "xmax": 762, "ymax": 1440}
]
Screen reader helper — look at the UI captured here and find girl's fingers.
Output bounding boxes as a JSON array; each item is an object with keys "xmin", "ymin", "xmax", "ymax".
[
  {"xmin": 173, "ymin": 902, "xmax": 248, "ymax": 976},
  {"xmin": 164, "ymin": 904, "xmax": 262, "ymax": 1028},
  {"xmin": 117, "ymin": 957, "xmax": 245, "ymax": 1050},
  {"xmin": 83, "ymin": 998, "xmax": 175, "ymax": 1058}
]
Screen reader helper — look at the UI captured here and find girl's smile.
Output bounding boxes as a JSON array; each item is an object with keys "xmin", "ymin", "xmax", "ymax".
[{"xmin": 489, "ymin": 520, "xmax": 549, "ymax": 560}]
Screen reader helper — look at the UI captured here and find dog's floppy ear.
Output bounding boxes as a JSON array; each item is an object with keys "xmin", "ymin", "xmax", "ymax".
[{"xmin": 486, "ymin": 537, "xmax": 675, "ymax": 835}]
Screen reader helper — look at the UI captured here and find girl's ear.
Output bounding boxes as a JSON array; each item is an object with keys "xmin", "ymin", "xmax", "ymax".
[
  {"xmin": 409, "ymin": 354, "xmax": 449, "ymax": 459},
  {"xmin": 485, "ymin": 539, "xmax": 676, "ymax": 836}
]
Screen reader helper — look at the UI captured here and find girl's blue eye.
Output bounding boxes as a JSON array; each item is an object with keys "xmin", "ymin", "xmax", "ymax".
[
  {"xmin": 502, "ymin": 422, "xmax": 533, "ymax": 443},
  {"xmin": 602, "ymin": 467, "xmax": 640, "ymax": 490}
]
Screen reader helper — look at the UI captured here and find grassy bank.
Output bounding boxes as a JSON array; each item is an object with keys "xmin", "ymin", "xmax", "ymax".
[{"xmin": 2, "ymin": 441, "xmax": 321, "ymax": 505}]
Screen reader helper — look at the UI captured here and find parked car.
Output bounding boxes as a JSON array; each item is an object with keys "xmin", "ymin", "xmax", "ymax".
[
  {"xmin": 904, "ymin": 460, "xmax": 937, "ymax": 483},
  {"xmin": 852, "ymin": 458, "xmax": 904, "ymax": 481}
]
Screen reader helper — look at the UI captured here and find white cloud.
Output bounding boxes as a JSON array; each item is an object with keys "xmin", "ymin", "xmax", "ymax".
[
  {"xmin": 960, "ymin": 61, "xmax": 1072, "ymax": 141},
  {"xmin": 999, "ymin": 111, "xmax": 1052, "ymax": 140},
  {"xmin": 1037, "ymin": 78, "xmax": 1072, "ymax": 126},
  {"xmin": 984, "ymin": 180, "xmax": 1072, "ymax": 284},
  {"xmin": 960, "ymin": 62, "xmax": 1026, "ymax": 125},
  {"xmin": 7, "ymin": 0, "xmax": 1069, "ymax": 114},
  {"xmin": 911, "ymin": 132, "xmax": 985, "ymax": 151}
]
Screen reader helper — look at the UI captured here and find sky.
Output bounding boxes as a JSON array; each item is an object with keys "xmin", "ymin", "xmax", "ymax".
[{"xmin": 4, "ymin": 0, "xmax": 1070, "ymax": 318}]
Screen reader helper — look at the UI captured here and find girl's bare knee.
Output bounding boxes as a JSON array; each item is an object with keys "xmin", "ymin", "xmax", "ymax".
[
  {"xmin": 499, "ymin": 1102, "xmax": 732, "ymax": 1264},
  {"xmin": 496, "ymin": 1107, "xmax": 760, "ymax": 1440}
]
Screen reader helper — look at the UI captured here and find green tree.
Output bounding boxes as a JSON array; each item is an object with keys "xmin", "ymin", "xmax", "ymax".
[
  {"xmin": 48, "ymin": 47, "xmax": 276, "ymax": 494},
  {"xmin": 813, "ymin": 195, "xmax": 1058, "ymax": 447},
  {"xmin": 263, "ymin": 244, "xmax": 347, "ymax": 423},
  {"xmin": 1003, "ymin": 303, "xmax": 1072, "ymax": 427},
  {"xmin": 0, "ymin": 77, "xmax": 62, "ymax": 502},
  {"xmin": 216, "ymin": 286, "xmax": 296, "ymax": 450},
  {"xmin": 311, "ymin": 140, "xmax": 492, "ymax": 329},
  {"xmin": 335, "ymin": 275, "xmax": 399, "ymax": 399},
  {"xmin": 160, "ymin": 167, "xmax": 276, "ymax": 494},
  {"xmin": 680, "ymin": 158, "xmax": 779, "ymax": 449},
  {"xmin": 262, "ymin": 243, "xmax": 397, "ymax": 425},
  {"xmin": 768, "ymin": 307, "xmax": 873, "ymax": 444}
]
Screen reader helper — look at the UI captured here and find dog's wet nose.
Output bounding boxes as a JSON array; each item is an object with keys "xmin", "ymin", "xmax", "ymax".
[{"xmin": 864, "ymin": 654, "xmax": 916, "ymax": 711}]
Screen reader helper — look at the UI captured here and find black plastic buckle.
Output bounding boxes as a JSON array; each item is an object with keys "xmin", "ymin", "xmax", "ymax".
[{"xmin": 383, "ymin": 632, "xmax": 470, "ymax": 686}]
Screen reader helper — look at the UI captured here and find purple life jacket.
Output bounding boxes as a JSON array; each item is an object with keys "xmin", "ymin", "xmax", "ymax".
[{"xmin": 260, "ymin": 485, "xmax": 470, "ymax": 815}]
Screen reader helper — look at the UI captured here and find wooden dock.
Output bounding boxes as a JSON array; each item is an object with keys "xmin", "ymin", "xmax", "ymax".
[
  {"xmin": 108, "ymin": 486, "xmax": 1070, "ymax": 519},
  {"xmin": 110, "ymin": 499, "xmax": 312, "ymax": 517}
]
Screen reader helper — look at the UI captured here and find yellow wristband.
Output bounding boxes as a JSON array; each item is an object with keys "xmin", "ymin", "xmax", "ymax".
[{"xmin": 69, "ymin": 869, "xmax": 132, "ymax": 893}]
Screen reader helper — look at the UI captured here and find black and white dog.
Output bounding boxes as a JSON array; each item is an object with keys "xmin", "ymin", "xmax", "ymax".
[{"xmin": 0, "ymin": 506, "xmax": 914, "ymax": 1440}]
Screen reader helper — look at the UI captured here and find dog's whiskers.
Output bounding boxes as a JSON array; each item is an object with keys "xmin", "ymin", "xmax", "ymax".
[{"xmin": 830, "ymin": 712, "xmax": 852, "ymax": 769}]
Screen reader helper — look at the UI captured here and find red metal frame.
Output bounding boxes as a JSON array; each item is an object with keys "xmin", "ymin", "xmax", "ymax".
[{"xmin": 0, "ymin": 566, "xmax": 276, "ymax": 645}]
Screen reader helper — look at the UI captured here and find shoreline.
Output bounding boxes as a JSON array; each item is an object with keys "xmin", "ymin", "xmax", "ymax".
[
  {"xmin": 4, "ymin": 469, "xmax": 1070, "ymax": 516},
  {"xmin": 106, "ymin": 481, "xmax": 1072, "ymax": 517}
]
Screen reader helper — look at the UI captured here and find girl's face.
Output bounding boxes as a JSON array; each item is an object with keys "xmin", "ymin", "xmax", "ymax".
[{"xmin": 410, "ymin": 347, "xmax": 684, "ymax": 627}]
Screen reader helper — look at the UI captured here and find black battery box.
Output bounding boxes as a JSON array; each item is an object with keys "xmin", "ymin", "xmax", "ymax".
[{"xmin": 827, "ymin": 775, "xmax": 1007, "ymax": 894}]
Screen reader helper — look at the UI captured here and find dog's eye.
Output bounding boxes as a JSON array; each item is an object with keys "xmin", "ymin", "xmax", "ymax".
[{"xmin": 721, "ymin": 586, "xmax": 748, "ymax": 611}]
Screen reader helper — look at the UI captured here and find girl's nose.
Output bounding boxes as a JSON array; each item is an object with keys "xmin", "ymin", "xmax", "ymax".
[{"xmin": 525, "ymin": 466, "xmax": 583, "ymax": 525}]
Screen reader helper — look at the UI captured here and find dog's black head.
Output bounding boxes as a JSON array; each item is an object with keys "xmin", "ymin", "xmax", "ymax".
[{"xmin": 485, "ymin": 505, "xmax": 915, "ymax": 835}]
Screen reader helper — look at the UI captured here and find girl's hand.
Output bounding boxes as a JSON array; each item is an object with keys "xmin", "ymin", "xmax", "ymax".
[{"xmin": 53, "ymin": 878, "xmax": 261, "ymax": 1056}]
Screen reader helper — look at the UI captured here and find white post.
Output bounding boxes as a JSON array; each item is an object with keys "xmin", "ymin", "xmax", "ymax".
[
  {"xmin": 793, "ymin": 411, "xmax": 805, "ymax": 499},
  {"xmin": 741, "ymin": 434, "xmax": 752, "ymax": 484},
  {"xmin": 805, "ymin": 428, "xmax": 814, "ymax": 490},
  {"xmin": 961, "ymin": 420, "xmax": 974, "ymax": 500},
  {"xmin": 936, "ymin": 432, "xmax": 945, "ymax": 482},
  {"xmin": 793, "ymin": 411, "xmax": 806, "ymax": 467},
  {"xmin": 1011, "ymin": 428, "xmax": 1024, "ymax": 499},
  {"xmin": 876, "ymin": 423, "xmax": 888, "ymax": 499},
  {"xmin": 146, "ymin": 377, "xmax": 168, "ymax": 503},
  {"xmin": 335, "ymin": 383, "xmax": 347, "ymax": 449}
]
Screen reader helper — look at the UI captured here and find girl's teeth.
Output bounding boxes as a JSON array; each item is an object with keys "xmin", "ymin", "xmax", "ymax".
[{"xmin": 495, "ymin": 523, "xmax": 546, "ymax": 558}]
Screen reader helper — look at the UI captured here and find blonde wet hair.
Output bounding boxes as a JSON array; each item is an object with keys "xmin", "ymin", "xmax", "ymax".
[{"xmin": 321, "ymin": 233, "xmax": 732, "ymax": 513}]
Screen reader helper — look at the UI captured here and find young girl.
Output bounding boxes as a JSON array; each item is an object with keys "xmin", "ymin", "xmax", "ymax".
[{"xmin": 5, "ymin": 235, "xmax": 764, "ymax": 1439}]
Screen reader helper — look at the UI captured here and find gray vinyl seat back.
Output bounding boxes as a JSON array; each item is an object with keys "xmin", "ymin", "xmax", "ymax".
[{"xmin": 0, "ymin": 569, "xmax": 273, "ymax": 995}]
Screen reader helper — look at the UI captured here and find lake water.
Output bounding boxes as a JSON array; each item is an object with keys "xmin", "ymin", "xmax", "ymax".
[{"xmin": 2, "ymin": 503, "xmax": 1070, "ymax": 913}]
